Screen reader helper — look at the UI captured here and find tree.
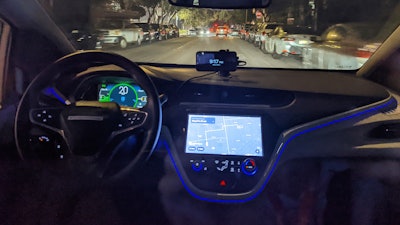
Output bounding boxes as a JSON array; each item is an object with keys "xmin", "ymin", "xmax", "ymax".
[
  {"xmin": 132, "ymin": 0, "xmax": 160, "ymax": 23},
  {"xmin": 230, "ymin": 10, "xmax": 247, "ymax": 24},
  {"xmin": 92, "ymin": 0, "xmax": 121, "ymax": 11},
  {"xmin": 128, "ymin": 5, "xmax": 146, "ymax": 17},
  {"xmin": 178, "ymin": 8, "xmax": 246, "ymax": 28},
  {"xmin": 178, "ymin": 9, "xmax": 213, "ymax": 27},
  {"xmin": 157, "ymin": 0, "xmax": 180, "ymax": 25}
]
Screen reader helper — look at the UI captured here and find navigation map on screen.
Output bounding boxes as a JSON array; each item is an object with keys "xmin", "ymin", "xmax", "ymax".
[{"xmin": 185, "ymin": 114, "xmax": 263, "ymax": 156}]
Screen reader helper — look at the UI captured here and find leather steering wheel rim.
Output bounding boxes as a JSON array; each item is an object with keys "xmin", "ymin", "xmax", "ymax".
[{"xmin": 14, "ymin": 51, "xmax": 162, "ymax": 178}]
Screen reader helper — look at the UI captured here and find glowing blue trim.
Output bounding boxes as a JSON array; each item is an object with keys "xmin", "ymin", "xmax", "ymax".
[
  {"xmin": 44, "ymin": 87, "xmax": 68, "ymax": 105},
  {"xmin": 164, "ymin": 98, "xmax": 396, "ymax": 203}
]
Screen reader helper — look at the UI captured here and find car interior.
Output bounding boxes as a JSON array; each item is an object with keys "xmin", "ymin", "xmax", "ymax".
[{"xmin": 1, "ymin": 0, "xmax": 400, "ymax": 225}]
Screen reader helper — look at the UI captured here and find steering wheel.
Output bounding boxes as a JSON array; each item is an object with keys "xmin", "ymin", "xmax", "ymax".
[{"xmin": 14, "ymin": 51, "xmax": 162, "ymax": 178}]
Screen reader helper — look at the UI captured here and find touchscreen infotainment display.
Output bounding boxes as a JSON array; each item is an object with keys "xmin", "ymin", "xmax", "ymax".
[{"xmin": 185, "ymin": 114, "xmax": 263, "ymax": 157}]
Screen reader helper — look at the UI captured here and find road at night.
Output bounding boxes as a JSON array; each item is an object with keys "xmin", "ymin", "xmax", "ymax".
[{"xmin": 111, "ymin": 35, "xmax": 304, "ymax": 68}]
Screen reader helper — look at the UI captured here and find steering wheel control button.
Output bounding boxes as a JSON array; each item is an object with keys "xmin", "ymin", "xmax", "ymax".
[
  {"xmin": 30, "ymin": 108, "xmax": 60, "ymax": 129},
  {"xmin": 29, "ymin": 135, "xmax": 65, "ymax": 159},
  {"xmin": 242, "ymin": 158, "xmax": 257, "ymax": 176},
  {"xmin": 118, "ymin": 111, "xmax": 147, "ymax": 129},
  {"xmin": 190, "ymin": 159, "xmax": 206, "ymax": 172},
  {"xmin": 38, "ymin": 135, "xmax": 50, "ymax": 143}
]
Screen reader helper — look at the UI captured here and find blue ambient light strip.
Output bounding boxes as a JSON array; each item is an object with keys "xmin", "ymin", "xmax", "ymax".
[
  {"xmin": 44, "ymin": 87, "xmax": 70, "ymax": 105},
  {"xmin": 165, "ymin": 98, "xmax": 396, "ymax": 203}
]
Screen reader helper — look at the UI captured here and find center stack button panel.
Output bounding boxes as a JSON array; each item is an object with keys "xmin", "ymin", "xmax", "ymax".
[{"xmin": 185, "ymin": 155, "xmax": 263, "ymax": 193}]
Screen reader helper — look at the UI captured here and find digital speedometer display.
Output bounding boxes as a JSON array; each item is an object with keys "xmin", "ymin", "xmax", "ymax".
[{"xmin": 98, "ymin": 83, "xmax": 147, "ymax": 108}]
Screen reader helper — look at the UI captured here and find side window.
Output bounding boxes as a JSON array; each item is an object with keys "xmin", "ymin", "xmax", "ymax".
[{"xmin": 0, "ymin": 19, "xmax": 11, "ymax": 109}]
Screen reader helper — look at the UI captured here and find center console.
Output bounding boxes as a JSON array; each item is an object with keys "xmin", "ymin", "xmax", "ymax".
[
  {"xmin": 184, "ymin": 114, "xmax": 263, "ymax": 193},
  {"xmin": 163, "ymin": 107, "xmax": 281, "ymax": 202}
]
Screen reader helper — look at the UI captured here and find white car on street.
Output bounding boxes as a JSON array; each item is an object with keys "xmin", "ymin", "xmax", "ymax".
[
  {"xmin": 97, "ymin": 20, "xmax": 144, "ymax": 49},
  {"xmin": 263, "ymin": 25, "xmax": 316, "ymax": 59}
]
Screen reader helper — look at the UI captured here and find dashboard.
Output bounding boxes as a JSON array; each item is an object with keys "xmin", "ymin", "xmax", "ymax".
[
  {"xmin": 65, "ymin": 66, "xmax": 397, "ymax": 203},
  {"xmin": 147, "ymin": 66, "xmax": 399, "ymax": 202}
]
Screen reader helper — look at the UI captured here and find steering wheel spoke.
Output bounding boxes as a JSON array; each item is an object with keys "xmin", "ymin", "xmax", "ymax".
[{"xmin": 30, "ymin": 107, "xmax": 65, "ymax": 133}]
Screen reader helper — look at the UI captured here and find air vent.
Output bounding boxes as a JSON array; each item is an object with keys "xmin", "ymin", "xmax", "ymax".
[{"xmin": 179, "ymin": 84, "xmax": 294, "ymax": 107}]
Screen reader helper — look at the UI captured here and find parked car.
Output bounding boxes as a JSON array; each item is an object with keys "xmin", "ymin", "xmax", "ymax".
[
  {"xmin": 159, "ymin": 24, "xmax": 170, "ymax": 39},
  {"xmin": 96, "ymin": 19, "xmax": 144, "ymax": 48},
  {"xmin": 255, "ymin": 23, "xmax": 283, "ymax": 48},
  {"xmin": 263, "ymin": 25, "xmax": 316, "ymax": 59},
  {"xmin": 252, "ymin": 23, "xmax": 267, "ymax": 47},
  {"xmin": 68, "ymin": 29, "xmax": 102, "ymax": 50},
  {"xmin": 229, "ymin": 29, "xmax": 240, "ymax": 36},
  {"xmin": 134, "ymin": 23, "xmax": 156, "ymax": 43},
  {"xmin": 169, "ymin": 24, "xmax": 180, "ymax": 38},
  {"xmin": 320, "ymin": 23, "xmax": 380, "ymax": 50},
  {"xmin": 240, "ymin": 23, "xmax": 253, "ymax": 39},
  {"xmin": 188, "ymin": 28, "xmax": 198, "ymax": 36},
  {"xmin": 247, "ymin": 25, "xmax": 258, "ymax": 43},
  {"xmin": 240, "ymin": 24, "xmax": 254, "ymax": 40},
  {"xmin": 301, "ymin": 23, "xmax": 383, "ymax": 69},
  {"xmin": 159, "ymin": 24, "xmax": 179, "ymax": 39},
  {"xmin": 356, "ymin": 42, "xmax": 382, "ymax": 66},
  {"xmin": 150, "ymin": 23, "xmax": 161, "ymax": 40}
]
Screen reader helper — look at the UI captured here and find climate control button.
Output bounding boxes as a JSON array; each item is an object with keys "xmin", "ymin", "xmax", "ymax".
[
  {"xmin": 242, "ymin": 158, "xmax": 257, "ymax": 176},
  {"xmin": 190, "ymin": 159, "xmax": 206, "ymax": 172}
]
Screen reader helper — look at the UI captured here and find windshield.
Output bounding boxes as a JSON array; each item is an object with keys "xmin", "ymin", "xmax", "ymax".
[{"xmin": 45, "ymin": 0, "xmax": 399, "ymax": 70}]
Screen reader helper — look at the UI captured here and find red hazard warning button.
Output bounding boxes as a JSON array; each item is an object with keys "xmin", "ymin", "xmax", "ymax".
[{"xmin": 219, "ymin": 180, "xmax": 227, "ymax": 187}]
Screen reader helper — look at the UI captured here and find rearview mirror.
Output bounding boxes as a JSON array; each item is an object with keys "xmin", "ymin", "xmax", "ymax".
[{"xmin": 168, "ymin": 0, "xmax": 270, "ymax": 9}]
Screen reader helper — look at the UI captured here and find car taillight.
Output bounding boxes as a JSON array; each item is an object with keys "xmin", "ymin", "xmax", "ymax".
[
  {"xmin": 356, "ymin": 48, "xmax": 373, "ymax": 58},
  {"xmin": 356, "ymin": 43, "xmax": 381, "ymax": 58}
]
